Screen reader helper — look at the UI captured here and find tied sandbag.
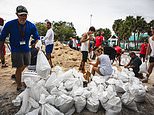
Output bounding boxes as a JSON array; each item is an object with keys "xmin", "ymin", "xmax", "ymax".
[
  {"xmin": 26, "ymin": 108, "xmax": 40, "ymax": 115},
  {"xmin": 54, "ymin": 94, "xmax": 74, "ymax": 113},
  {"xmin": 106, "ymin": 78, "xmax": 125, "ymax": 93},
  {"xmin": 121, "ymin": 91, "xmax": 138, "ymax": 112},
  {"xmin": 86, "ymin": 96, "xmax": 100, "ymax": 112},
  {"xmin": 65, "ymin": 106, "xmax": 75, "ymax": 115},
  {"xmin": 72, "ymin": 87, "xmax": 86, "ymax": 113},
  {"xmin": 64, "ymin": 78, "xmax": 83, "ymax": 91},
  {"xmin": 15, "ymin": 89, "xmax": 31, "ymax": 115},
  {"xmin": 99, "ymin": 86, "xmax": 122, "ymax": 115},
  {"xmin": 104, "ymin": 97, "xmax": 122, "ymax": 115},
  {"xmin": 36, "ymin": 50, "xmax": 51, "ymax": 79},
  {"xmin": 21, "ymin": 71, "xmax": 40, "ymax": 83},
  {"xmin": 41, "ymin": 103, "xmax": 64, "ymax": 115},
  {"xmin": 74, "ymin": 96, "xmax": 86, "ymax": 113},
  {"xmin": 129, "ymin": 78, "xmax": 146, "ymax": 103},
  {"xmin": 139, "ymin": 61, "xmax": 148, "ymax": 74}
]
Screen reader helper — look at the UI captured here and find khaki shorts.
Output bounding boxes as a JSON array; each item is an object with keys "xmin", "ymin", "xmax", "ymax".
[{"xmin": 11, "ymin": 52, "xmax": 31, "ymax": 68}]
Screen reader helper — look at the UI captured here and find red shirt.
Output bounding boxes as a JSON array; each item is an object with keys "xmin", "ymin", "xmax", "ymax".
[
  {"xmin": 114, "ymin": 46, "xmax": 121, "ymax": 54},
  {"xmin": 140, "ymin": 43, "xmax": 147, "ymax": 55},
  {"xmin": 95, "ymin": 36, "xmax": 104, "ymax": 47}
]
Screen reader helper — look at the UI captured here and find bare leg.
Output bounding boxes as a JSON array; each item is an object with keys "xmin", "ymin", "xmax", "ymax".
[
  {"xmin": 147, "ymin": 62, "xmax": 154, "ymax": 78},
  {"xmin": 15, "ymin": 65, "xmax": 27, "ymax": 88},
  {"xmin": 46, "ymin": 54, "xmax": 53, "ymax": 68}
]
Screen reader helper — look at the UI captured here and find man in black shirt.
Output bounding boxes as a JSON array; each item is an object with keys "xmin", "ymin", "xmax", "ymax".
[{"xmin": 124, "ymin": 52, "xmax": 142, "ymax": 78}]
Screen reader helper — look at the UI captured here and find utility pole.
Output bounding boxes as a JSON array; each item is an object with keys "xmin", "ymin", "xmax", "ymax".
[{"xmin": 90, "ymin": 14, "xmax": 92, "ymax": 26}]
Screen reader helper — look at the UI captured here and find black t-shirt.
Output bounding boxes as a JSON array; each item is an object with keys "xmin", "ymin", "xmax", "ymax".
[{"xmin": 130, "ymin": 56, "xmax": 142, "ymax": 70}]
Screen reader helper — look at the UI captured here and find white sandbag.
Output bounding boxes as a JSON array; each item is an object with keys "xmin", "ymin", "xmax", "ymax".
[
  {"xmin": 129, "ymin": 83, "xmax": 146, "ymax": 102},
  {"xmin": 72, "ymin": 68, "xmax": 85, "ymax": 81},
  {"xmin": 121, "ymin": 91, "xmax": 138, "ymax": 111},
  {"xmin": 106, "ymin": 78, "xmax": 125, "ymax": 93},
  {"xmin": 139, "ymin": 61, "xmax": 148, "ymax": 74},
  {"xmin": 64, "ymin": 78, "xmax": 82, "ymax": 91},
  {"xmin": 36, "ymin": 50, "xmax": 51, "ymax": 79},
  {"xmin": 117, "ymin": 72, "xmax": 129, "ymax": 83},
  {"xmin": 41, "ymin": 103, "xmax": 64, "ymax": 115},
  {"xmin": 24, "ymin": 77, "xmax": 35, "ymax": 88},
  {"xmin": 29, "ymin": 82, "xmax": 49, "ymax": 102},
  {"xmin": 92, "ymin": 76, "xmax": 106, "ymax": 86},
  {"xmin": 39, "ymin": 94, "xmax": 46, "ymax": 105},
  {"xmin": 26, "ymin": 108, "xmax": 40, "ymax": 115},
  {"xmin": 15, "ymin": 88, "xmax": 31, "ymax": 115},
  {"xmin": 74, "ymin": 96, "xmax": 86, "ymax": 113},
  {"xmin": 45, "ymin": 72, "xmax": 57, "ymax": 88},
  {"xmin": 54, "ymin": 94, "xmax": 74, "ymax": 113},
  {"xmin": 29, "ymin": 97, "xmax": 39, "ymax": 109},
  {"xmin": 65, "ymin": 106, "xmax": 75, "ymax": 115},
  {"xmin": 53, "ymin": 66, "xmax": 64, "ymax": 76},
  {"xmin": 45, "ymin": 95, "xmax": 57, "ymax": 105},
  {"xmin": 21, "ymin": 71, "xmax": 40, "ymax": 82},
  {"xmin": 50, "ymin": 87, "xmax": 65, "ymax": 96},
  {"xmin": 86, "ymin": 97, "xmax": 100, "ymax": 112},
  {"xmin": 103, "ymin": 97, "xmax": 122, "ymax": 115},
  {"xmin": 35, "ymin": 40, "xmax": 42, "ymax": 49}
]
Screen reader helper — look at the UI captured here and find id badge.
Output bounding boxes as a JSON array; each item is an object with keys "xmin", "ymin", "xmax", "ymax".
[{"xmin": 20, "ymin": 41, "xmax": 26, "ymax": 45}]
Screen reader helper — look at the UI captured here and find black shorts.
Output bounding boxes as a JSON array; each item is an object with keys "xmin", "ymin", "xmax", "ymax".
[
  {"xmin": 140, "ymin": 54, "xmax": 145, "ymax": 58},
  {"xmin": 149, "ymin": 56, "xmax": 154, "ymax": 63},
  {"xmin": 11, "ymin": 52, "xmax": 31, "ymax": 68},
  {"xmin": 81, "ymin": 51, "xmax": 88, "ymax": 62}
]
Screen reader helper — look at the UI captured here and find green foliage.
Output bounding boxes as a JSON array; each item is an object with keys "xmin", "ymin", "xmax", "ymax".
[
  {"xmin": 52, "ymin": 21, "xmax": 77, "ymax": 41},
  {"xmin": 35, "ymin": 22, "xmax": 47, "ymax": 36},
  {"xmin": 96, "ymin": 28, "xmax": 111, "ymax": 40}
]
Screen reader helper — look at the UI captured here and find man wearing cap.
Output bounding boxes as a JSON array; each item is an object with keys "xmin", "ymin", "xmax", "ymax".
[
  {"xmin": 42, "ymin": 21, "xmax": 54, "ymax": 68},
  {"xmin": 0, "ymin": 5, "xmax": 40, "ymax": 92}
]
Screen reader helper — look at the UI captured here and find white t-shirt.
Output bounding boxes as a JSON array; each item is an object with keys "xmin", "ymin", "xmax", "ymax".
[
  {"xmin": 149, "ymin": 36, "xmax": 154, "ymax": 57},
  {"xmin": 81, "ymin": 34, "xmax": 89, "ymax": 51},
  {"xmin": 98, "ymin": 54, "xmax": 113, "ymax": 75},
  {"xmin": 43, "ymin": 28, "xmax": 54, "ymax": 46}
]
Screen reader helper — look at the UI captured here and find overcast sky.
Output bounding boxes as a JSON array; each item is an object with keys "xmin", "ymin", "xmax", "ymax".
[{"xmin": 0, "ymin": 0, "xmax": 154, "ymax": 36}]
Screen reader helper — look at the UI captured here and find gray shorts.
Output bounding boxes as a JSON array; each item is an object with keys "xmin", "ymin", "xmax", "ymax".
[{"xmin": 11, "ymin": 52, "xmax": 31, "ymax": 68}]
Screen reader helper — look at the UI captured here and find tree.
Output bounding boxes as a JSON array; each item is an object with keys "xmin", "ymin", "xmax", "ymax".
[
  {"xmin": 52, "ymin": 21, "xmax": 77, "ymax": 41},
  {"xmin": 35, "ymin": 22, "xmax": 47, "ymax": 36}
]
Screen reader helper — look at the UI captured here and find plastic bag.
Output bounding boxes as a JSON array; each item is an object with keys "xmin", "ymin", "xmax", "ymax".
[
  {"xmin": 139, "ymin": 61, "xmax": 148, "ymax": 74},
  {"xmin": 36, "ymin": 50, "xmax": 51, "ymax": 79}
]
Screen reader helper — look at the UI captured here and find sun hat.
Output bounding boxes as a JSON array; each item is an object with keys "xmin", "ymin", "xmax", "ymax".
[{"xmin": 16, "ymin": 5, "xmax": 28, "ymax": 15}]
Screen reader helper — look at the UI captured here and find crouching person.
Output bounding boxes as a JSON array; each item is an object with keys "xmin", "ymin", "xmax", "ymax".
[
  {"xmin": 89, "ymin": 47, "xmax": 113, "ymax": 76},
  {"xmin": 124, "ymin": 52, "xmax": 142, "ymax": 78}
]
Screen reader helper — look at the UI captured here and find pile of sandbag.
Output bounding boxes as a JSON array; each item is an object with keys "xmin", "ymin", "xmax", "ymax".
[{"xmin": 12, "ymin": 51, "xmax": 146, "ymax": 115}]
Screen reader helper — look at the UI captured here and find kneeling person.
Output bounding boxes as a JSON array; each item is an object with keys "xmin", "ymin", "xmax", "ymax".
[
  {"xmin": 89, "ymin": 47, "xmax": 113, "ymax": 76},
  {"xmin": 124, "ymin": 52, "xmax": 142, "ymax": 78}
]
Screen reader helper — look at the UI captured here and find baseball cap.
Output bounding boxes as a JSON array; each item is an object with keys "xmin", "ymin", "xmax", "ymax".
[{"xmin": 16, "ymin": 5, "xmax": 28, "ymax": 15}]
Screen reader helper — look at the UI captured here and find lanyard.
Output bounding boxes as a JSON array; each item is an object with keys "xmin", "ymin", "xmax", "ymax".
[{"xmin": 18, "ymin": 22, "xmax": 26, "ymax": 41}]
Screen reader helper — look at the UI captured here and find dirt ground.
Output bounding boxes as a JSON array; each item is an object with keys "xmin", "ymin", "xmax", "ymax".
[{"xmin": 0, "ymin": 42, "xmax": 154, "ymax": 115}]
